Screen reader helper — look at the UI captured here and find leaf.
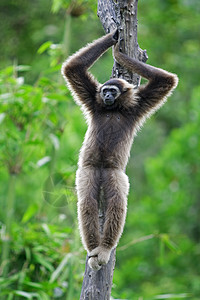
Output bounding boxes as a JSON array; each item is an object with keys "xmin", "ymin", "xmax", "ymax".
[
  {"xmin": 37, "ymin": 41, "xmax": 52, "ymax": 54},
  {"xmin": 14, "ymin": 291, "xmax": 34, "ymax": 299},
  {"xmin": 37, "ymin": 156, "xmax": 51, "ymax": 167},
  {"xmin": 33, "ymin": 253, "xmax": 54, "ymax": 272},
  {"xmin": 25, "ymin": 247, "xmax": 31, "ymax": 261},
  {"xmin": 42, "ymin": 223, "xmax": 51, "ymax": 236},
  {"xmin": 15, "ymin": 65, "xmax": 31, "ymax": 72},
  {"xmin": 38, "ymin": 292, "xmax": 50, "ymax": 300},
  {"xmin": 49, "ymin": 134, "xmax": 60, "ymax": 150},
  {"xmin": 50, "ymin": 253, "xmax": 72, "ymax": 283},
  {"xmin": 1, "ymin": 66, "xmax": 13, "ymax": 76},
  {"xmin": 154, "ymin": 293, "xmax": 192, "ymax": 299},
  {"xmin": 0, "ymin": 113, "xmax": 6, "ymax": 124},
  {"xmin": 24, "ymin": 281, "xmax": 43, "ymax": 289},
  {"xmin": 161, "ymin": 234, "xmax": 181, "ymax": 254},
  {"xmin": 22, "ymin": 203, "xmax": 38, "ymax": 223},
  {"xmin": 51, "ymin": 0, "xmax": 63, "ymax": 13},
  {"xmin": 0, "ymin": 275, "xmax": 18, "ymax": 288}
]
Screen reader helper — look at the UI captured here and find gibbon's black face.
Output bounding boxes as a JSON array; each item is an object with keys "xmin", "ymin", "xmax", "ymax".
[
  {"xmin": 100, "ymin": 85, "xmax": 121, "ymax": 105},
  {"xmin": 100, "ymin": 79, "xmax": 124, "ymax": 106}
]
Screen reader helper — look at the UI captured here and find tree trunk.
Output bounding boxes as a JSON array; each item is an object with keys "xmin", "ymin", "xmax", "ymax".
[
  {"xmin": 80, "ymin": 1, "xmax": 147, "ymax": 299},
  {"xmin": 98, "ymin": 0, "xmax": 148, "ymax": 84}
]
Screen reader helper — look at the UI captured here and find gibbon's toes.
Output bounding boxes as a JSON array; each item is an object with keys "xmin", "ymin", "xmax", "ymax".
[
  {"xmin": 89, "ymin": 246, "xmax": 111, "ymax": 267},
  {"xmin": 88, "ymin": 257, "xmax": 102, "ymax": 271},
  {"xmin": 88, "ymin": 247, "xmax": 102, "ymax": 270},
  {"xmin": 89, "ymin": 246, "xmax": 100, "ymax": 257},
  {"xmin": 98, "ymin": 248, "xmax": 111, "ymax": 265}
]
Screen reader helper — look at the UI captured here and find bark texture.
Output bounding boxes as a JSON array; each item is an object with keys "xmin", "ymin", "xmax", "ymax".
[
  {"xmin": 98, "ymin": 0, "xmax": 148, "ymax": 84},
  {"xmin": 80, "ymin": 1, "xmax": 147, "ymax": 299},
  {"xmin": 80, "ymin": 189, "xmax": 116, "ymax": 300}
]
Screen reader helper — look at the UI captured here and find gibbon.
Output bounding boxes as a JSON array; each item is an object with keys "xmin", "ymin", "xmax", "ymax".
[{"xmin": 62, "ymin": 30, "xmax": 178, "ymax": 270}]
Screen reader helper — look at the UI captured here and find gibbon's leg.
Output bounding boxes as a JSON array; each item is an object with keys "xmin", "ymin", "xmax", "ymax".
[
  {"xmin": 89, "ymin": 169, "xmax": 129, "ymax": 268},
  {"xmin": 102, "ymin": 169, "xmax": 129, "ymax": 248},
  {"xmin": 76, "ymin": 167, "xmax": 101, "ymax": 253}
]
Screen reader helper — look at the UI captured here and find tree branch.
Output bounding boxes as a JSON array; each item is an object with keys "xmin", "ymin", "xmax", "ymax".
[{"xmin": 98, "ymin": 0, "xmax": 148, "ymax": 84}]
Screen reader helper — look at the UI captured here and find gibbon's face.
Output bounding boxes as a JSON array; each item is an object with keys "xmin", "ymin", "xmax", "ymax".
[
  {"xmin": 100, "ymin": 79, "xmax": 127, "ymax": 106},
  {"xmin": 100, "ymin": 85, "xmax": 121, "ymax": 106}
]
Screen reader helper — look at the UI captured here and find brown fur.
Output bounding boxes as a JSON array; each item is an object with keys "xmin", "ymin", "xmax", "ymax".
[{"xmin": 62, "ymin": 32, "xmax": 178, "ymax": 270}]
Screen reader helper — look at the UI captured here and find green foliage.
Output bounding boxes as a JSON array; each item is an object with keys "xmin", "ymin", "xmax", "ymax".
[
  {"xmin": 0, "ymin": 221, "xmax": 83, "ymax": 299},
  {"xmin": 0, "ymin": 64, "xmax": 67, "ymax": 174},
  {"xmin": 0, "ymin": 33, "xmax": 84, "ymax": 298},
  {"xmin": 51, "ymin": 0, "xmax": 96, "ymax": 15},
  {"xmin": 0, "ymin": 0, "xmax": 200, "ymax": 299},
  {"xmin": 0, "ymin": 61, "xmax": 84, "ymax": 297}
]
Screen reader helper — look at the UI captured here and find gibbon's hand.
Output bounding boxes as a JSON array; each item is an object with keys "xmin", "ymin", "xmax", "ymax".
[{"xmin": 112, "ymin": 29, "xmax": 119, "ymax": 43}]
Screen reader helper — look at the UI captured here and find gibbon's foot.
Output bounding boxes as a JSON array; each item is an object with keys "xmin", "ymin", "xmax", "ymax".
[
  {"xmin": 88, "ymin": 256, "xmax": 101, "ymax": 271},
  {"xmin": 88, "ymin": 246, "xmax": 111, "ymax": 270}
]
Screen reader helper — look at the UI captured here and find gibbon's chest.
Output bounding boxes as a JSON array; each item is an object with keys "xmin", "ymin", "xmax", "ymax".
[{"xmin": 91, "ymin": 112, "xmax": 133, "ymax": 153}]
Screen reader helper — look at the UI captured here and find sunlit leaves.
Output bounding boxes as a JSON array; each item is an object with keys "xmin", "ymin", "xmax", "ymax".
[
  {"xmin": 0, "ymin": 65, "xmax": 68, "ymax": 173},
  {"xmin": 51, "ymin": 0, "xmax": 96, "ymax": 15},
  {"xmin": 37, "ymin": 41, "xmax": 53, "ymax": 54}
]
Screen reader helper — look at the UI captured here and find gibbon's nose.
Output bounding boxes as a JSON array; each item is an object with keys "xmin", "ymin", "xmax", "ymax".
[{"xmin": 105, "ymin": 93, "xmax": 113, "ymax": 100}]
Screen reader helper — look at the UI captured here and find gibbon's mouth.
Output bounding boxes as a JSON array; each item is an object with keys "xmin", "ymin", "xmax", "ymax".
[{"xmin": 104, "ymin": 99, "xmax": 115, "ymax": 106}]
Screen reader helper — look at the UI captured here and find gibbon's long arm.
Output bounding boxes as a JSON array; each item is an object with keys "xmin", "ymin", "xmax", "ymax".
[
  {"xmin": 113, "ymin": 44, "xmax": 178, "ymax": 118},
  {"xmin": 62, "ymin": 31, "xmax": 118, "ymax": 111}
]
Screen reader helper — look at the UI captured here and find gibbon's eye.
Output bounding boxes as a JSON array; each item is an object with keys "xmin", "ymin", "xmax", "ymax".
[
  {"xmin": 103, "ymin": 89, "xmax": 109, "ymax": 95},
  {"xmin": 110, "ymin": 89, "xmax": 117, "ymax": 94}
]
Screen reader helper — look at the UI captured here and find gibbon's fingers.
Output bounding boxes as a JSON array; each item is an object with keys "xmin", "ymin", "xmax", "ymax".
[
  {"xmin": 112, "ymin": 29, "xmax": 119, "ymax": 42},
  {"xmin": 88, "ymin": 257, "xmax": 102, "ymax": 270}
]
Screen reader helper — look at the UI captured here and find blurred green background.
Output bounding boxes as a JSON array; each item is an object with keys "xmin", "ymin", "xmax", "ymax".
[{"xmin": 0, "ymin": 0, "xmax": 200, "ymax": 299}]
